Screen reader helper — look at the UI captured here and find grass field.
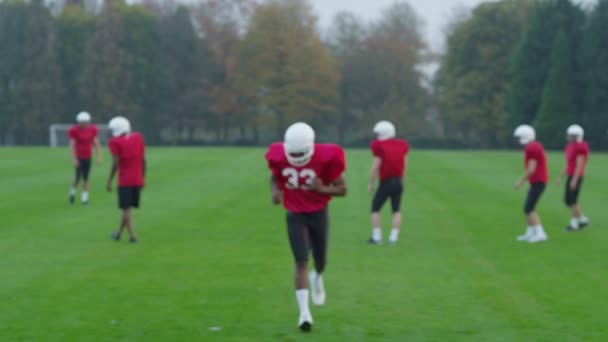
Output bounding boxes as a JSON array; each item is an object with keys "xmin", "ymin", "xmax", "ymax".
[{"xmin": 1, "ymin": 147, "xmax": 607, "ymax": 341}]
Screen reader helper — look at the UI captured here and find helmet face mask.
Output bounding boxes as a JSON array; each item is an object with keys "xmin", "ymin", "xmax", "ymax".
[
  {"xmin": 513, "ymin": 125, "xmax": 535, "ymax": 146},
  {"xmin": 373, "ymin": 121, "xmax": 396, "ymax": 140},
  {"xmin": 566, "ymin": 124, "xmax": 584, "ymax": 143},
  {"xmin": 108, "ymin": 116, "xmax": 131, "ymax": 137},
  {"xmin": 76, "ymin": 112, "xmax": 91, "ymax": 126},
  {"xmin": 284, "ymin": 122, "xmax": 315, "ymax": 166}
]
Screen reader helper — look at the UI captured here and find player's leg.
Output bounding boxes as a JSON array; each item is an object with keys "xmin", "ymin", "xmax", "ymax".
[
  {"xmin": 388, "ymin": 179, "xmax": 404, "ymax": 244},
  {"xmin": 565, "ymin": 177, "xmax": 588, "ymax": 231},
  {"xmin": 124, "ymin": 187, "xmax": 140, "ymax": 242},
  {"xmin": 369, "ymin": 181, "xmax": 389, "ymax": 244},
  {"xmin": 69, "ymin": 165, "xmax": 82, "ymax": 204},
  {"xmin": 524, "ymin": 183, "xmax": 547, "ymax": 243},
  {"xmin": 80, "ymin": 159, "xmax": 91, "ymax": 204},
  {"xmin": 286, "ymin": 212, "xmax": 313, "ymax": 331},
  {"xmin": 308, "ymin": 209, "xmax": 328, "ymax": 306}
]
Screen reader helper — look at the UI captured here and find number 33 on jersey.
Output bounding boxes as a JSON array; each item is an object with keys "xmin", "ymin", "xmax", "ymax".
[{"xmin": 266, "ymin": 142, "xmax": 347, "ymax": 213}]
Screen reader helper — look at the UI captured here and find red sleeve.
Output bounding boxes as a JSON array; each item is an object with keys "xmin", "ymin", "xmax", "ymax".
[
  {"xmin": 92, "ymin": 125, "xmax": 99, "ymax": 138},
  {"xmin": 68, "ymin": 126, "xmax": 77, "ymax": 140},
  {"xmin": 109, "ymin": 139, "xmax": 120, "ymax": 156},
  {"xmin": 370, "ymin": 140, "xmax": 382, "ymax": 157},
  {"xmin": 577, "ymin": 143, "xmax": 589, "ymax": 157},
  {"xmin": 265, "ymin": 143, "xmax": 283, "ymax": 178},
  {"xmin": 326, "ymin": 146, "xmax": 346, "ymax": 182}
]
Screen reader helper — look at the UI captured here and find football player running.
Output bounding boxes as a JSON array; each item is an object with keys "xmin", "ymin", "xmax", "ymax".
[
  {"xmin": 513, "ymin": 125, "xmax": 549, "ymax": 243},
  {"xmin": 556, "ymin": 125, "xmax": 590, "ymax": 231},
  {"xmin": 367, "ymin": 121, "xmax": 410, "ymax": 245},
  {"xmin": 106, "ymin": 117, "xmax": 146, "ymax": 244},
  {"xmin": 68, "ymin": 112, "xmax": 102, "ymax": 205},
  {"xmin": 265, "ymin": 122, "xmax": 347, "ymax": 332}
]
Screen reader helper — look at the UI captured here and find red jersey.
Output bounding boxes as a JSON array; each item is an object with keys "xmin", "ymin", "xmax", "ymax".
[
  {"xmin": 565, "ymin": 141, "xmax": 589, "ymax": 176},
  {"xmin": 266, "ymin": 143, "xmax": 346, "ymax": 213},
  {"xmin": 370, "ymin": 139, "xmax": 410, "ymax": 181},
  {"xmin": 109, "ymin": 132, "xmax": 145, "ymax": 187},
  {"xmin": 524, "ymin": 141, "xmax": 548, "ymax": 184},
  {"xmin": 68, "ymin": 125, "xmax": 98, "ymax": 159}
]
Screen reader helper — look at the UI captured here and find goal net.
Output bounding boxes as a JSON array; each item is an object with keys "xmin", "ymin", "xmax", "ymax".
[{"xmin": 49, "ymin": 124, "xmax": 112, "ymax": 147}]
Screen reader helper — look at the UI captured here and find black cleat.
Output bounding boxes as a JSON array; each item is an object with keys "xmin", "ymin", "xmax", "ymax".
[
  {"xmin": 69, "ymin": 194, "xmax": 75, "ymax": 205},
  {"xmin": 111, "ymin": 231, "xmax": 121, "ymax": 241},
  {"xmin": 299, "ymin": 321, "xmax": 312, "ymax": 333},
  {"xmin": 129, "ymin": 237, "xmax": 138, "ymax": 244},
  {"xmin": 579, "ymin": 221, "xmax": 589, "ymax": 230},
  {"xmin": 565, "ymin": 225, "xmax": 578, "ymax": 232},
  {"xmin": 367, "ymin": 238, "xmax": 382, "ymax": 245}
]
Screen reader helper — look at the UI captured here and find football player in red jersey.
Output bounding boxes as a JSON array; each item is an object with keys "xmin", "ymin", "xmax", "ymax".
[
  {"xmin": 513, "ymin": 125, "xmax": 549, "ymax": 243},
  {"xmin": 106, "ymin": 116, "xmax": 146, "ymax": 244},
  {"xmin": 557, "ymin": 125, "xmax": 590, "ymax": 231},
  {"xmin": 265, "ymin": 122, "xmax": 347, "ymax": 332},
  {"xmin": 367, "ymin": 121, "xmax": 410, "ymax": 245},
  {"xmin": 68, "ymin": 112, "xmax": 102, "ymax": 205}
]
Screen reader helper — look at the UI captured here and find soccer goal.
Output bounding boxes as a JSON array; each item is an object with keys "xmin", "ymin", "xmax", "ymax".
[{"xmin": 49, "ymin": 124, "xmax": 112, "ymax": 147}]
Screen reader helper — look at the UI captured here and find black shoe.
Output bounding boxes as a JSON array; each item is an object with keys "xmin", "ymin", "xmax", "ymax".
[
  {"xmin": 299, "ymin": 321, "xmax": 312, "ymax": 332},
  {"xmin": 565, "ymin": 225, "xmax": 581, "ymax": 232},
  {"xmin": 367, "ymin": 238, "xmax": 382, "ymax": 245},
  {"xmin": 129, "ymin": 237, "xmax": 138, "ymax": 244},
  {"xmin": 111, "ymin": 232, "xmax": 121, "ymax": 241},
  {"xmin": 69, "ymin": 194, "xmax": 75, "ymax": 205},
  {"xmin": 579, "ymin": 221, "xmax": 589, "ymax": 229}
]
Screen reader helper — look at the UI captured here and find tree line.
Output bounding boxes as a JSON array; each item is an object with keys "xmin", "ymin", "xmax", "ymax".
[
  {"xmin": 1, "ymin": 0, "xmax": 607, "ymax": 149},
  {"xmin": 439, "ymin": 0, "xmax": 608, "ymax": 149}
]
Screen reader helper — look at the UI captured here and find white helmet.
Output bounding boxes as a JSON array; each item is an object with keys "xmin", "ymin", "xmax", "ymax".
[
  {"xmin": 566, "ymin": 124, "xmax": 584, "ymax": 142},
  {"xmin": 284, "ymin": 122, "xmax": 315, "ymax": 167},
  {"xmin": 373, "ymin": 120, "xmax": 396, "ymax": 140},
  {"xmin": 108, "ymin": 116, "xmax": 131, "ymax": 137},
  {"xmin": 514, "ymin": 125, "xmax": 536, "ymax": 145},
  {"xmin": 76, "ymin": 111, "xmax": 91, "ymax": 123}
]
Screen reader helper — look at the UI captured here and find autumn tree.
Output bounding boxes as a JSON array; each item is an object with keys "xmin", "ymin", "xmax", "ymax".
[{"xmin": 240, "ymin": 0, "xmax": 339, "ymax": 140}]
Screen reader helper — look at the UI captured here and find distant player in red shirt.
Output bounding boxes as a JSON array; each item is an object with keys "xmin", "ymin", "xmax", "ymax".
[
  {"xmin": 265, "ymin": 122, "xmax": 347, "ymax": 332},
  {"xmin": 367, "ymin": 121, "xmax": 410, "ymax": 245},
  {"xmin": 513, "ymin": 125, "xmax": 548, "ymax": 243},
  {"xmin": 106, "ymin": 116, "xmax": 146, "ymax": 244},
  {"xmin": 68, "ymin": 112, "xmax": 102, "ymax": 205},
  {"xmin": 557, "ymin": 124, "xmax": 590, "ymax": 231}
]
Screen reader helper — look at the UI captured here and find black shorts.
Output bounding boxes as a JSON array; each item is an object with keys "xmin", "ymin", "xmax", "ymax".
[
  {"xmin": 286, "ymin": 209, "xmax": 328, "ymax": 268},
  {"xmin": 118, "ymin": 186, "xmax": 142, "ymax": 209},
  {"xmin": 75, "ymin": 158, "xmax": 92, "ymax": 182},
  {"xmin": 565, "ymin": 176, "xmax": 584, "ymax": 206},
  {"xmin": 372, "ymin": 177, "xmax": 404, "ymax": 213},
  {"xmin": 524, "ymin": 182, "xmax": 546, "ymax": 214}
]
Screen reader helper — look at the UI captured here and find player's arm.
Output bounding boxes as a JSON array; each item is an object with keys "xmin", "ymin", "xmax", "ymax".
[
  {"xmin": 515, "ymin": 159, "xmax": 537, "ymax": 190},
  {"xmin": 93, "ymin": 137, "xmax": 103, "ymax": 165},
  {"xmin": 270, "ymin": 175, "xmax": 281, "ymax": 205},
  {"xmin": 69, "ymin": 138, "xmax": 79, "ymax": 167},
  {"xmin": 310, "ymin": 176, "xmax": 347, "ymax": 197},
  {"xmin": 107, "ymin": 155, "xmax": 119, "ymax": 192},
  {"xmin": 368, "ymin": 156, "xmax": 382, "ymax": 194},
  {"xmin": 569, "ymin": 155, "xmax": 586, "ymax": 190}
]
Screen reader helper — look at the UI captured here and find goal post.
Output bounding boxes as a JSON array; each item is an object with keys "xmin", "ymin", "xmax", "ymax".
[{"xmin": 49, "ymin": 124, "xmax": 112, "ymax": 147}]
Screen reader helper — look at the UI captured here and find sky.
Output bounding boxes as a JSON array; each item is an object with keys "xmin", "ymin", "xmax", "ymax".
[{"xmin": 310, "ymin": 0, "xmax": 595, "ymax": 52}]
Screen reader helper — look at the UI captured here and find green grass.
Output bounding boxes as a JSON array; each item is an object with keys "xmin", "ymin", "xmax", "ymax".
[{"xmin": 1, "ymin": 147, "xmax": 607, "ymax": 341}]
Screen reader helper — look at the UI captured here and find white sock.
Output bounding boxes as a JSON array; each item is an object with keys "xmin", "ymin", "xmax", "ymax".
[
  {"xmin": 69, "ymin": 187, "xmax": 76, "ymax": 196},
  {"xmin": 579, "ymin": 216, "xmax": 589, "ymax": 224},
  {"xmin": 570, "ymin": 217, "xmax": 579, "ymax": 229},
  {"xmin": 534, "ymin": 225, "xmax": 546, "ymax": 236},
  {"xmin": 81, "ymin": 191, "xmax": 89, "ymax": 202},
  {"xmin": 372, "ymin": 227, "xmax": 382, "ymax": 242},
  {"xmin": 526, "ymin": 226, "xmax": 533, "ymax": 235},
  {"xmin": 295, "ymin": 289, "xmax": 310, "ymax": 316},
  {"xmin": 389, "ymin": 228, "xmax": 399, "ymax": 242}
]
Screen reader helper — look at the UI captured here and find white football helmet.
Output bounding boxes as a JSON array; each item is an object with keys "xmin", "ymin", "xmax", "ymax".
[
  {"xmin": 284, "ymin": 122, "xmax": 315, "ymax": 166},
  {"xmin": 373, "ymin": 121, "xmax": 396, "ymax": 140},
  {"xmin": 108, "ymin": 116, "xmax": 131, "ymax": 137},
  {"xmin": 514, "ymin": 125, "xmax": 536, "ymax": 145},
  {"xmin": 76, "ymin": 111, "xmax": 91, "ymax": 123},
  {"xmin": 566, "ymin": 124, "xmax": 584, "ymax": 142}
]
